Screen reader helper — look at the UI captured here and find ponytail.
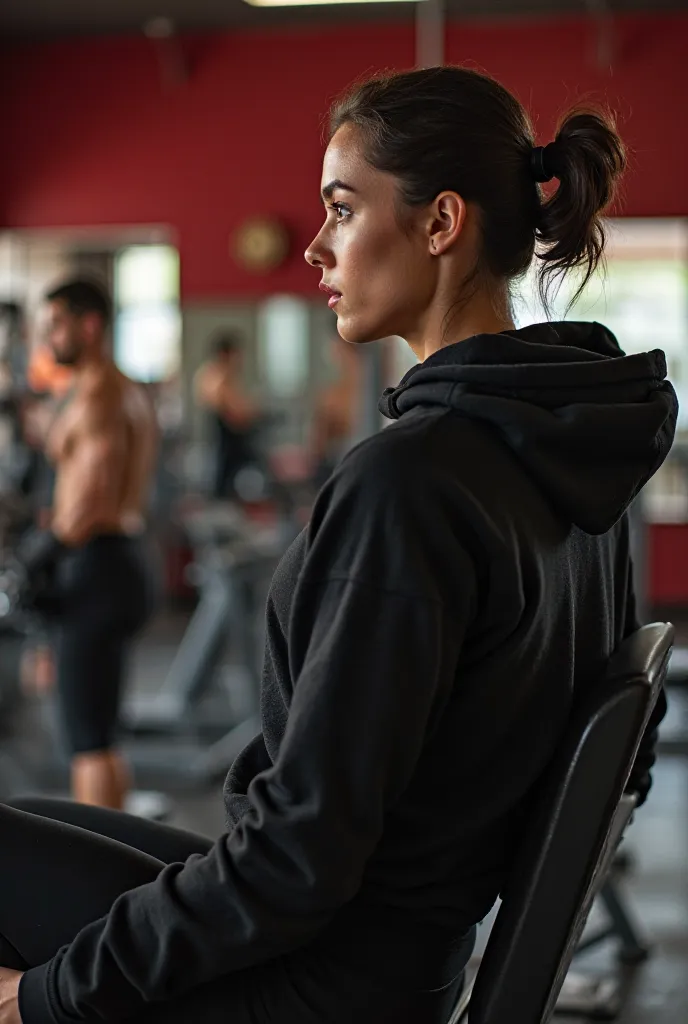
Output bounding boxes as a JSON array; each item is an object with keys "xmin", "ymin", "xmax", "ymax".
[{"xmin": 535, "ymin": 108, "xmax": 626, "ymax": 309}]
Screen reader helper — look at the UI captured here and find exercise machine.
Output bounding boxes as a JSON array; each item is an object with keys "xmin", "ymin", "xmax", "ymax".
[{"xmin": 121, "ymin": 504, "xmax": 286, "ymax": 788}]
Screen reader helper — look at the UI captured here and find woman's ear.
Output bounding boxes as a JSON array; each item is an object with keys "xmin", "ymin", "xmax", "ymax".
[{"xmin": 427, "ymin": 192, "xmax": 467, "ymax": 255}]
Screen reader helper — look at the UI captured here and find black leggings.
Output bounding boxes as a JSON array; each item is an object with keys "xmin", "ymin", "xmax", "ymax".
[
  {"xmin": 0, "ymin": 799, "xmax": 469, "ymax": 1024},
  {"xmin": 0, "ymin": 798, "xmax": 267, "ymax": 1024}
]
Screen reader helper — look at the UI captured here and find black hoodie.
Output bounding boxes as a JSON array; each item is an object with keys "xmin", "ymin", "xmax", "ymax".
[{"xmin": 22, "ymin": 322, "xmax": 677, "ymax": 1024}]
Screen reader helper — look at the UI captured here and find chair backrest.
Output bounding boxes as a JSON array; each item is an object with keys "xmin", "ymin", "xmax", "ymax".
[{"xmin": 465, "ymin": 622, "xmax": 674, "ymax": 1024}]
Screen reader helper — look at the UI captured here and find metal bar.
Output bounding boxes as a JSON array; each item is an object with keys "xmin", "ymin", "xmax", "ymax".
[
  {"xmin": 574, "ymin": 926, "xmax": 616, "ymax": 956},
  {"xmin": 600, "ymin": 880, "xmax": 650, "ymax": 961},
  {"xmin": 584, "ymin": 0, "xmax": 616, "ymax": 70},
  {"xmin": 415, "ymin": 0, "xmax": 446, "ymax": 69},
  {"xmin": 445, "ymin": 973, "xmax": 475, "ymax": 1024}
]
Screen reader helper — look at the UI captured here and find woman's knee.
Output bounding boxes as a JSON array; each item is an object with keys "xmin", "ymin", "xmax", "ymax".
[{"xmin": 5, "ymin": 795, "xmax": 43, "ymax": 815}]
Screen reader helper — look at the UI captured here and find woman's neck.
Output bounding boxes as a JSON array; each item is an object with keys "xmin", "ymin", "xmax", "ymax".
[{"xmin": 407, "ymin": 282, "xmax": 515, "ymax": 363}]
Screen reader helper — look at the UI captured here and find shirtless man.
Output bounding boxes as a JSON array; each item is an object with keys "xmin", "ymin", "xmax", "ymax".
[{"xmin": 17, "ymin": 279, "xmax": 158, "ymax": 809}]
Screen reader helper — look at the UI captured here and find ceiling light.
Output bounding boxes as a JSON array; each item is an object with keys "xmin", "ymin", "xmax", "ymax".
[{"xmin": 245, "ymin": 0, "xmax": 423, "ymax": 6}]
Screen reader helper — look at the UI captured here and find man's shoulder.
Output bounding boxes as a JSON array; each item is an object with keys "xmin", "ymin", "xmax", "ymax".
[
  {"xmin": 72, "ymin": 369, "xmax": 130, "ymax": 430},
  {"xmin": 194, "ymin": 360, "xmax": 214, "ymax": 384}
]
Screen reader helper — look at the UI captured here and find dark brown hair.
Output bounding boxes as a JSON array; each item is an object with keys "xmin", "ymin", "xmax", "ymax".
[
  {"xmin": 330, "ymin": 66, "xmax": 626, "ymax": 311},
  {"xmin": 46, "ymin": 279, "xmax": 112, "ymax": 326},
  {"xmin": 210, "ymin": 329, "xmax": 243, "ymax": 357}
]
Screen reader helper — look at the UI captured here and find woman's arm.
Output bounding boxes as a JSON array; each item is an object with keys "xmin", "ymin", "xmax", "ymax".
[
  {"xmin": 0, "ymin": 969, "xmax": 21, "ymax": 1024},
  {"xmin": 19, "ymin": 447, "xmax": 475, "ymax": 1024}
]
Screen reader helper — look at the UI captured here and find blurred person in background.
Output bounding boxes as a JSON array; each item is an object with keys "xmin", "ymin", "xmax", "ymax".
[
  {"xmin": 0, "ymin": 67, "xmax": 676, "ymax": 1024},
  {"xmin": 12, "ymin": 279, "xmax": 158, "ymax": 811},
  {"xmin": 21, "ymin": 343, "xmax": 74, "ymax": 521},
  {"xmin": 0, "ymin": 303, "xmax": 33, "ymax": 505},
  {"xmin": 21, "ymin": 327, "xmax": 79, "ymax": 524},
  {"xmin": 194, "ymin": 330, "xmax": 261, "ymax": 499},
  {"xmin": 311, "ymin": 336, "xmax": 362, "ymax": 485}
]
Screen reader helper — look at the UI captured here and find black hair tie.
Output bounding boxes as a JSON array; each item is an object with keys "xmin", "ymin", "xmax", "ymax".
[{"xmin": 531, "ymin": 142, "xmax": 560, "ymax": 183}]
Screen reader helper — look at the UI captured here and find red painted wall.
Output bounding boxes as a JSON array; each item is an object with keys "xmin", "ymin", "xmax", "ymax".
[
  {"xmin": 649, "ymin": 525, "xmax": 688, "ymax": 607},
  {"xmin": 1, "ymin": 13, "xmax": 686, "ymax": 299}
]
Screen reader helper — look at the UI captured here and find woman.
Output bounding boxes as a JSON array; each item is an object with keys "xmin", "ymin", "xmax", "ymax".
[{"xmin": 0, "ymin": 66, "xmax": 676, "ymax": 1024}]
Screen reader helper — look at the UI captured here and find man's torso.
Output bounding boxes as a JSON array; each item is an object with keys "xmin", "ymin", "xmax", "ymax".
[{"xmin": 48, "ymin": 365, "xmax": 156, "ymax": 538}]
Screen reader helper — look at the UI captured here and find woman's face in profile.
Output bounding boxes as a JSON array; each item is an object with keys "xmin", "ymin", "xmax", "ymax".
[{"xmin": 305, "ymin": 124, "xmax": 435, "ymax": 346}]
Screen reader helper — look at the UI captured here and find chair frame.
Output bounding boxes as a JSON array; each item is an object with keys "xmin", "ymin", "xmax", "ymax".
[{"xmin": 450, "ymin": 622, "xmax": 673, "ymax": 1024}]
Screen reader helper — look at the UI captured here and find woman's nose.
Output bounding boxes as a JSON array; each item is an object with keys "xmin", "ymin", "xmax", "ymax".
[
  {"xmin": 304, "ymin": 232, "xmax": 332, "ymax": 269},
  {"xmin": 304, "ymin": 246, "xmax": 321, "ymax": 267},
  {"xmin": 304, "ymin": 242, "xmax": 323, "ymax": 268}
]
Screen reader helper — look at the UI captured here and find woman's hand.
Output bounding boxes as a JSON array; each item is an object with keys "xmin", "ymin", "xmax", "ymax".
[{"xmin": 0, "ymin": 968, "xmax": 22, "ymax": 1023}]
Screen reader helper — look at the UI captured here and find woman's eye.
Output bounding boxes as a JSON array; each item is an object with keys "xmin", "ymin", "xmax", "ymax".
[{"xmin": 330, "ymin": 202, "xmax": 352, "ymax": 221}]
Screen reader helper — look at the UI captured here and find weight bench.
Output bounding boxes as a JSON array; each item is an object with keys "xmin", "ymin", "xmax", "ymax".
[{"xmin": 448, "ymin": 621, "xmax": 673, "ymax": 1024}]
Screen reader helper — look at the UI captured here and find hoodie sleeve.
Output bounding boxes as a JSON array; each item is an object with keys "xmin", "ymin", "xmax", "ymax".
[{"xmin": 19, "ymin": 445, "xmax": 476, "ymax": 1023}]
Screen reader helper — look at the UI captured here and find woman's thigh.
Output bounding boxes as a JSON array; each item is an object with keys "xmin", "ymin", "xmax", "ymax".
[
  {"xmin": 0, "ymin": 801, "xmax": 264, "ymax": 1022},
  {"xmin": 8, "ymin": 796, "xmax": 214, "ymax": 863},
  {"xmin": 0, "ymin": 802, "xmax": 167, "ymax": 967},
  {"xmin": 0, "ymin": 801, "xmax": 463, "ymax": 1024}
]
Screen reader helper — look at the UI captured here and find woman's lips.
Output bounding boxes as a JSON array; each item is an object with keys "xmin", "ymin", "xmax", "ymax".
[{"xmin": 319, "ymin": 283, "xmax": 342, "ymax": 309}]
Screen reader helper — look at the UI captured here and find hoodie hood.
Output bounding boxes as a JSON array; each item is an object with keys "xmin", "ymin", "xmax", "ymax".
[{"xmin": 380, "ymin": 322, "xmax": 678, "ymax": 535}]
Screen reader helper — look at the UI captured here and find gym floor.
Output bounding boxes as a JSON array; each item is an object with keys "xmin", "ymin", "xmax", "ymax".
[{"xmin": 2, "ymin": 609, "xmax": 687, "ymax": 1022}]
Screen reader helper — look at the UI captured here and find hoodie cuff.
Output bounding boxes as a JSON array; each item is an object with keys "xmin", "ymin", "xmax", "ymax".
[{"xmin": 19, "ymin": 962, "xmax": 58, "ymax": 1024}]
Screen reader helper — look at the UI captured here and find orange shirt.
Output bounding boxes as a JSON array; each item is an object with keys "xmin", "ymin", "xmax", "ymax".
[{"xmin": 27, "ymin": 344, "xmax": 73, "ymax": 397}]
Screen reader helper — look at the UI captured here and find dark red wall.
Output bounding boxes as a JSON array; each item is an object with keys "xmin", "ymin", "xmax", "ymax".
[
  {"xmin": 1, "ymin": 13, "xmax": 686, "ymax": 299},
  {"xmin": 650, "ymin": 525, "xmax": 688, "ymax": 607}
]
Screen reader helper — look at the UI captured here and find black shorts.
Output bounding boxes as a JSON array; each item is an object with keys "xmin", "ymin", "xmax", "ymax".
[{"xmin": 49, "ymin": 535, "xmax": 156, "ymax": 755}]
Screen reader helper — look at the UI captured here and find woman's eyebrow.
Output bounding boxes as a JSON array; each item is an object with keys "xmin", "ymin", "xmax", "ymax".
[{"xmin": 321, "ymin": 180, "xmax": 357, "ymax": 203}]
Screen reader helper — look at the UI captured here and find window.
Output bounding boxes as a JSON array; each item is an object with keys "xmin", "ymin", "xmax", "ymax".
[
  {"xmin": 114, "ymin": 245, "xmax": 180, "ymax": 382},
  {"xmin": 514, "ymin": 218, "xmax": 688, "ymax": 430},
  {"xmin": 257, "ymin": 295, "xmax": 309, "ymax": 399}
]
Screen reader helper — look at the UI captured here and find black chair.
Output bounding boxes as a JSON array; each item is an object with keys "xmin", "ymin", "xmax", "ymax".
[{"xmin": 449, "ymin": 622, "xmax": 674, "ymax": 1024}]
